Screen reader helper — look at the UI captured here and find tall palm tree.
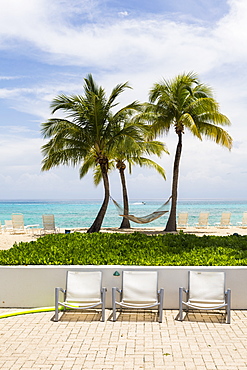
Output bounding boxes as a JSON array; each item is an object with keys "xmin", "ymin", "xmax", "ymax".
[
  {"xmin": 147, "ymin": 72, "xmax": 232, "ymax": 232},
  {"xmin": 41, "ymin": 74, "xmax": 141, "ymax": 233}
]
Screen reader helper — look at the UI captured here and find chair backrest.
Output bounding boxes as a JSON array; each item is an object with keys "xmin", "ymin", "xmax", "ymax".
[
  {"xmin": 242, "ymin": 212, "xmax": 247, "ymax": 226},
  {"xmin": 189, "ymin": 271, "xmax": 225, "ymax": 302},
  {"xmin": 220, "ymin": 212, "xmax": 231, "ymax": 226},
  {"xmin": 177, "ymin": 213, "xmax": 188, "ymax": 226},
  {"xmin": 122, "ymin": 271, "xmax": 158, "ymax": 304},
  {"xmin": 66, "ymin": 271, "xmax": 102, "ymax": 303},
  {"xmin": 12, "ymin": 213, "xmax": 25, "ymax": 230},
  {"xmin": 198, "ymin": 212, "xmax": 209, "ymax": 226},
  {"xmin": 42, "ymin": 214, "xmax": 56, "ymax": 230},
  {"xmin": 5, "ymin": 220, "xmax": 13, "ymax": 229}
]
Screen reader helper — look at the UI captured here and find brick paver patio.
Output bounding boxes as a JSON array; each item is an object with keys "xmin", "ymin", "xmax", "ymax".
[{"xmin": 0, "ymin": 309, "xmax": 247, "ymax": 369}]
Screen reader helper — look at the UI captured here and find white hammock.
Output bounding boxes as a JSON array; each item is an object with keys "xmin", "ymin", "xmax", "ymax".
[{"xmin": 111, "ymin": 196, "xmax": 171, "ymax": 224}]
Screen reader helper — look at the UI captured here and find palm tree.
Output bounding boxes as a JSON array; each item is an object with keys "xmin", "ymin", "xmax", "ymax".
[
  {"xmin": 147, "ymin": 72, "xmax": 232, "ymax": 232},
  {"xmin": 41, "ymin": 74, "xmax": 141, "ymax": 233}
]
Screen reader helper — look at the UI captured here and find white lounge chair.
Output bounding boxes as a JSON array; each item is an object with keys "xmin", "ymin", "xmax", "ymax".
[
  {"xmin": 42, "ymin": 214, "xmax": 58, "ymax": 234},
  {"xmin": 4, "ymin": 220, "xmax": 13, "ymax": 233},
  {"xmin": 215, "ymin": 212, "xmax": 231, "ymax": 228},
  {"xmin": 55, "ymin": 271, "xmax": 107, "ymax": 322},
  {"xmin": 237, "ymin": 212, "xmax": 247, "ymax": 228},
  {"xmin": 179, "ymin": 271, "xmax": 231, "ymax": 324},
  {"xmin": 11, "ymin": 213, "xmax": 27, "ymax": 234},
  {"xmin": 112, "ymin": 271, "xmax": 164, "ymax": 323},
  {"xmin": 195, "ymin": 212, "xmax": 209, "ymax": 228},
  {"xmin": 177, "ymin": 212, "xmax": 188, "ymax": 228}
]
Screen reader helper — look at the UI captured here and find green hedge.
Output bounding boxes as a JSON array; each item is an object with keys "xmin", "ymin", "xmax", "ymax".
[{"xmin": 1, "ymin": 232, "xmax": 247, "ymax": 266}]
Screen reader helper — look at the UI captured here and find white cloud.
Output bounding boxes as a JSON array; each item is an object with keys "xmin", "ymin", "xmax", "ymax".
[
  {"xmin": 0, "ymin": 76, "xmax": 21, "ymax": 80},
  {"xmin": 118, "ymin": 11, "xmax": 129, "ymax": 17},
  {"xmin": 0, "ymin": 0, "xmax": 226, "ymax": 71},
  {"xmin": 214, "ymin": 0, "xmax": 247, "ymax": 62},
  {"xmin": 0, "ymin": 0, "xmax": 247, "ymax": 199}
]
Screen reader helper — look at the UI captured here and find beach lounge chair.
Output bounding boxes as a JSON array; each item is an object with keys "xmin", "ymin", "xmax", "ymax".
[
  {"xmin": 11, "ymin": 213, "xmax": 27, "ymax": 234},
  {"xmin": 215, "ymin": 212, "xmax": 231, "ymax": 228},
  {"xmin": 4, "ymin": 220, "xmax": 13, "ymax": 233},
  {"xmin": 54, "ymin": 271, "xmax": 107, "ymax": 322},
  {"xmin": 237, "ymin": 212, "xmax": 247, "ymax": 228},
  {"xmin": 177, "ymin": 212, "xmax": 188, "ymax": 228},
  {"xmin": 195, "ymin": 212, "xmax": 209, "ymax": 228},
  {"xmin": 112, "ymin": 271, "xmax": 164, "ymax": 323},
  {"xmin": 179, "ymin": 271, "xmax": 231, "ymax": 324},
  {"xmin": 42, "ymin": 214, "xmax": 58, "ymax": 234}
]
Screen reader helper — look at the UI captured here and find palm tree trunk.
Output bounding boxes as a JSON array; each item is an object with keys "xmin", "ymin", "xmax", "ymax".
[
  {"xmin": 119, "ymin": 168, "xmax": 131, "ymax": 229},
  {"xmin": 165, "ymin": 132, "xmax": 182, "ymax": 232},
  {"xmin": 87, "ymin": 164, "xmax": 110, "ymax": 233}
]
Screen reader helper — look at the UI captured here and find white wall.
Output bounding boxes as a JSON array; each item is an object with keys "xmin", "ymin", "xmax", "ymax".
[{"xmin": 0, "ymin": 265, "xmax": 247, "ymax": 309}]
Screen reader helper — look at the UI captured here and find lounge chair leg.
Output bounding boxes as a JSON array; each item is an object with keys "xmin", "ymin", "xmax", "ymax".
[
  {"xmin": 101, "ymin": 288, "xmax": 106, "ymax": 322},
  {"xmin": 226, "ymin": 289, "xmax": 231, "ymax": 324},
  {"xmin": 54, "ymin": 287, "xmax": 60, "ymax": 322},
  {"xmin": 158, "ymin": 288, "xmax": 164, "ymax": 323},
  {"xmin": 179, "ymin": 287, "xmax": 184, "ymax": 321},
  {"xmin": 112, "ymin": 287, "xmax": 117, "ymax": 322}
]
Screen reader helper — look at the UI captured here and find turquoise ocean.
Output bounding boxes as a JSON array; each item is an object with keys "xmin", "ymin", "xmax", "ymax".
[{"xmin": 0, "ymin": 199, "xmax": 247, "ymax": 229}]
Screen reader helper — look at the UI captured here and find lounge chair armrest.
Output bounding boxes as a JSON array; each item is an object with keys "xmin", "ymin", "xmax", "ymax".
[
  {"xmin": 112, "ymin": 287, "xmax": 122, "ymax": 304},
  {"xmin": 225, "ymin": 288, "xmax": 231, "ymax": 297},
  {"xmin": 179, "ymin": 287, "xmax": 188, "ymax": 321},
  {"xmin": 57, "ymin": 287, "xmax": 66, "ymax": 294},
  {"xmin": 158, "ymin": 288, "xmax": 164, "ymax": 308},
  {"xmin": 55, "ymin": 287, "xmax": 66, "ymax": 301},
  {"xmin": 179, "ymin": 287, "xmax": 189, "ymax": 302},
  {"xmin": 180, "ymin": 287, "xmax": 188, "ymax": 294},
  {"xmin": 54, "ymin": 287, "xmax": 66, "ymax": 322},
  {"xmin": 101, "ymin": 287, "xmax": 107, "ymax": 293}
]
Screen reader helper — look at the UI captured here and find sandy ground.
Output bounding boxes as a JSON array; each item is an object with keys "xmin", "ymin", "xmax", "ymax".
[{"xmin": 1, "ymin": 225, "xmax": 247, "ymax": 250}]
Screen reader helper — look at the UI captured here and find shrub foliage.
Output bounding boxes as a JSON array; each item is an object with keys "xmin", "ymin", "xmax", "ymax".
[{"xmin": 1, "ymin": 232, "xmax": 247, "ymax": 266}]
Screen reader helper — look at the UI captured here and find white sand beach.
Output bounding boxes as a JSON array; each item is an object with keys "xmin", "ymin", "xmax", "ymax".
[{"xmin": 1, "ymin": 225, "xmax": 247, "ymax": 250}]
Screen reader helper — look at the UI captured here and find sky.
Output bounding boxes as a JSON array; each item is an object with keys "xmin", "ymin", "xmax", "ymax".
[{"xmin": 0, "ymin": 0, "xmax": 246, "ymax": 201}]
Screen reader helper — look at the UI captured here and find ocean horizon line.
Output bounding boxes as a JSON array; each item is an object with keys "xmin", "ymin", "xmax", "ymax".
[{"xmin": 0, "ymin": 198, "xmax": 247, "ymax": 203}]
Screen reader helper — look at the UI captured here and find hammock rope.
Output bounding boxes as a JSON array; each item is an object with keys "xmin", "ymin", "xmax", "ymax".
[{"xmin": 111, "ymin": 196, "xmax": 171, "ymax": 224}]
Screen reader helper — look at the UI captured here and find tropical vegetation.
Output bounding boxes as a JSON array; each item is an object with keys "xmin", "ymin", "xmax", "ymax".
[
  {"xmin": 41, "ymin": 74, "xmax": 143, "ymax": 233},
  {"xmin": 1, "ymin": 232, "xmax": 247, "ymax": 266},
  {"xmin": 145, "ymin": 72, "xmax": 232, "ymax": 232},
  {"xmin": 41, "ymin": 71, "xmax": 233, "ymax": 233}
]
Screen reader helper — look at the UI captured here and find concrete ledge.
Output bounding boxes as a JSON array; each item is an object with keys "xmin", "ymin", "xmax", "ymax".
[{"xmin": 0, "ymin": 265, "xmax": 247, "ymax": 309}]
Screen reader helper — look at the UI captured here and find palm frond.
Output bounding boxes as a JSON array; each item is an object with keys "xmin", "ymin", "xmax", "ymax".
[
  {"xmin": 79, "ymin": 154, "xmax": 97, "ymax": 179},
  {"xmin": 195, "ymin": 122, "xmax": 232, "ymax": 149},
  {"xmin": 131, "ymin": 157, "xmax": 166, "ymax": 179},
  {"xmin": 107, "ymin": 82, "xmax": 131, "ymax": 109},
  {"xmin": 179, "ymin": 113, "xmax": 202, "ymax": 140}
]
